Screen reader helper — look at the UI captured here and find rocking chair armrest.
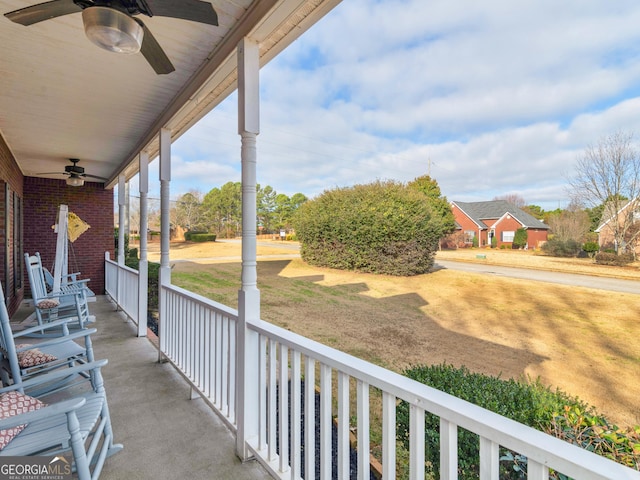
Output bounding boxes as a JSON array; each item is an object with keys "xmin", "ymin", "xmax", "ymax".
[
  {"xmin": 35, "ymin": 290, "xmax": 83, "ymax": 304},
  {"xmin": 0, "ymin": 360, "xmax": 108, "ymax": 395},
  {"xmin": 0, "ymin": 397, "xmax": 87, "ymax": 430},
  {"xmin": 14, "ymin": 317, "xmax": 94, "ymax": 338},
  {"xmin": 61, "ymin": 278, "xmax": 90, "ymax": 289},
  {"xmin": 14, "ymin": 328, "xmax": 97, "ymax": 350}
]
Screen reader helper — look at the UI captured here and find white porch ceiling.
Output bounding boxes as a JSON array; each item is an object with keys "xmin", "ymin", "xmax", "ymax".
[{"xmin": 0, "ymin": 0, "xmax": 340, "ymax": 188}]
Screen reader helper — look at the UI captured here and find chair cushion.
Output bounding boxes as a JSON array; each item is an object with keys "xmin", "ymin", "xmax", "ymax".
[
  {"xmin": 0, "ymin": 391, "xmax": 45, "ymax": 450},
  {"xmin": 15, "ymin": 344, "xmax": 58, "ymax": 368},
  {"xmin": 36, "ymin": 299, "xmax": 60, "ymax": 309}
]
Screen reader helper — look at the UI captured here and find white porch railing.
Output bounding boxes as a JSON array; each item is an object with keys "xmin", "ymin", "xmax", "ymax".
[
  {"xmin": 104, "ymin": 253, "xmax": 140, "ymax": 327},
  {"xmin": 148, "ymin": 279, "xmax": 640, "ymax": 480}
]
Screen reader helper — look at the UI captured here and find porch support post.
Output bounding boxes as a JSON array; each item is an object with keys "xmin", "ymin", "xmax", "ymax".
[
  {"xmin": 116, "ymin": 175, "xmax": 126, "ymax": 309},
  {"xmin": 117, "ymin": 175, "xmax": 126, "ymax": 266},
  {"xmin": 236, "ymin": 36, "xmax": 260, "ymax": 461},
  {"xmin": 137, "ymin": 152, "xmax": 149, "ymax": 337},
  {"xmin": 158, "ymin": 128, "xmax": 171, "ymax": 357}
]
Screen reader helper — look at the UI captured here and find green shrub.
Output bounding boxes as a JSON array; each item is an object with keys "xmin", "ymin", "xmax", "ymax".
[
  {"xmin": 491, "ymin": 236, "xmax": 497, "ymax": 248},
  {"xmin": 397, "ymin": 364, "xmax": 595, "ymax": 479},
  {"xmin": 472, "ymin": 236, "xmax": 478, "ymax": 248},
  {"xmin": 184, "ymin": 231, "xmax": 211, "ymax": 241},
  {"xmin": 595, "ymin": 251, "xmax": 635, "ymax": 266},
  {"xmin": 293, "ymin": 180, "xmax": 451, "ymax": 276},
  {"xmin": 582, "ymin": 241, "xmax": 600, "ymax": 258},
  {"xmin": 513, "ymin": 228, "xmax": 528, "ymax": 249},
  {"xmin": 187, "ymin": 233, "xmax": 216, "ymax": 242},
  {"xmin": 548, "ymin": 406, "xmax": 640, "ymax": 470},
  {"xmin": 541, "ymin": 238, "xmax": 582, "ymax": 257}
]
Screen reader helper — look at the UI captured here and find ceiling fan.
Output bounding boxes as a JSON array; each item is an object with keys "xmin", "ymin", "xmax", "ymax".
[
  {"xmin": 39, "ymin": 158, "xmax": 108, "ymax": 186},
  {"xmin": 4, "ymin": 0, "xmax": 219, "ymax": 74}
]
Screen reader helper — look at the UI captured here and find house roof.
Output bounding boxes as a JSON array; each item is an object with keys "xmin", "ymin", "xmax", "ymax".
[
  {"xmin": 453, "ymin": 200, "xmax": 550, "ymax": 230},
  {"xmin": 595, "ymin": 198, "xmax": 639, "ymax": 232},
  {"xmin": 0, "ymin": 0, "xmax": 340, "ymax": 188}
]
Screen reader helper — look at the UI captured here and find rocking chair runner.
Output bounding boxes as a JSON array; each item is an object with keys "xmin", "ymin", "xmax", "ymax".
[{"xmin": 0, "ymin": 360, "xmax": 123, "ymax": 479}]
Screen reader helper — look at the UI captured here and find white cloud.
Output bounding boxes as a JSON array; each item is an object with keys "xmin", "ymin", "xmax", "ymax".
[{"xmin": 147, "ymin": 0, "xmax": 640, "ymax": 212}]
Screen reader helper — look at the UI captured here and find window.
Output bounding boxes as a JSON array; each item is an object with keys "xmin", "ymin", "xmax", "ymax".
[
  {"xmin": 502, "ymin": 231, "xmax": 515, "ymax": 242},
  {"xmin": 463, "ymin": 230, "xmax": 475, "ymax": 244}
]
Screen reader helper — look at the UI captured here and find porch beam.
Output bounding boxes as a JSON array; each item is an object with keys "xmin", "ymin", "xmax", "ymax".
[{"xmin": 236, "ymin": 36, "xmax": 261, "ymax": 461}]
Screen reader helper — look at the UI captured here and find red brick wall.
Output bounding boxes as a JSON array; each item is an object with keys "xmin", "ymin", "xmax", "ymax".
[
  {"xmin": 0, "ymin": 133, "xmax": 25, "ymax": 316},
  {"xmin": 449, "ymin": 204, "xmax": 486, "ymax": 247},
  {"xmin": 526, "ymin": 229, "xmax": 548, "ymax": 249},
  {"xmin": 494, "ymin": 215, "xmax": 522, "ymax": 247},
  {"xmin": 23, "ymin": 177, "xmax": 114, "ymax": 297}
]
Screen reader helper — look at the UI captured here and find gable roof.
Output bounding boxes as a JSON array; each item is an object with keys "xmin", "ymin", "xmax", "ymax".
[
  {"xmin": 452, "ymin": 200, "xmax": 550, "ymax": 230},
  {"xmin": 595, "ymin": 198, "xmax": 639, "ymax": 232}
]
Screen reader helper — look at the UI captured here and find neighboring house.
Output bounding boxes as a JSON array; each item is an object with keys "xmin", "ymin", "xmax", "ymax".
[
  {"xmin": 595, "ymin": 198, "xmax": 640, "ymax": 255},
  {"xmin": 445, "ymin": 200, "xmax": 550, "ymax": 249}
]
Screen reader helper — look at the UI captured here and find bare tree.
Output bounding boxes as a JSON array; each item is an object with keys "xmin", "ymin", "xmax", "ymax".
[
  {"xmin": 493, "ymin": 193, "xmax": 526, "ymax": 208},
  {"xmin": 546, "ymin": 202, "xmax": 590, "ymax": 243},
  {"xmin": 569, "ymin": 131, "xmax": 640, "ymax": 254},
  {"xmin": 173, "ymin": 190, "xmax": 204, "ymax": 230}
]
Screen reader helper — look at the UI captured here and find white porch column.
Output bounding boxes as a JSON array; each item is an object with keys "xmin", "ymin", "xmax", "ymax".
[
  {"xmin": 158, "ymin": 128, "xmax": 171, "ymax": 357},
  {"xmin": 116, "ymin": 175, "xmax": 126, "ymax": 309},
  {"xmin": 236, "ymin": 37, "xmax": 261, "ymax": 461},
  {"xmin": 137, "ymin": 152, "xmax": 149, "ymax": 337},
  {"xmin": 117, "ymin": 175, "xmax": 126, "ymax": 266},
  {"xmin": 124, "ymin": 180, "xmax": 130, "ymax": 238}
]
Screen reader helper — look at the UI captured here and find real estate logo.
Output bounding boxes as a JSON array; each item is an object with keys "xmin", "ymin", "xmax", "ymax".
[{"xmin": 0, "ymin": 456, "xmax": 72, "ymax": 480}]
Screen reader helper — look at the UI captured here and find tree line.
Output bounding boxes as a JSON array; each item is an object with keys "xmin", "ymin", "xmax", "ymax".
[{"xmin": 129, "ymin": 182, "xmax": 308, "ymax": 239}]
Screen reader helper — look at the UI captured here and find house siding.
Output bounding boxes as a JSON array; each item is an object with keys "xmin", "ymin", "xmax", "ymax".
[
  {"xmin": 597, "ymin": 199, "xmax": 640, "ymax": 255},
  {"xmin": 0, "ymin": 133, "xmax": 24, "ymax": 316},
  {"xmin": 449, "ymin": 204, "xmax": 484, "ymax": 247},
  {"xmin": 494, "ymin": 215, "xmax": 521, "ymax": 248},
  {"xmin": 526, "ymin": 229, "xmax": 548, "ymax": 249},
  {"xmin": 23, "ymin": 177, "xmax": 114, "ymax": 298}
]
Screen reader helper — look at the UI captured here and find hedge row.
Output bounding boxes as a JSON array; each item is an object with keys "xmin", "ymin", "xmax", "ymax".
[
  {"xmin": 595, "ymin": 251, "xmax": 635, "ymax": 266},
  {"xmin": 397, "ymin": 364, "xmax": 640, "ymax": 478},
  {"xmin": 185, "ymin": 232, "xmax": 216, "ymax": 242}
]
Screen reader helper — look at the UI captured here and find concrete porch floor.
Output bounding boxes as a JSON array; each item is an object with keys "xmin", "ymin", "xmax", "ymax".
[{"xmin": 13, "ymin": 295, "xmax": 271, "ymax": 480}]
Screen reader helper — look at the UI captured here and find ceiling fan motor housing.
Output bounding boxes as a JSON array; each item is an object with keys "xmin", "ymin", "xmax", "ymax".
[{"xmin": 65, "ymin": 159, "xmax": 85, "ymax": 175}]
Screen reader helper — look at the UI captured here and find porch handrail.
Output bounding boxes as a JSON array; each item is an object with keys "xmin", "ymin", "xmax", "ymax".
[
  {"xmin": 155, "ymin": 279, "xmax": 640, "ymax": 480},
  {"xmin": 248, "ymin": 319, "xmax": 639, "ymax": 480}
]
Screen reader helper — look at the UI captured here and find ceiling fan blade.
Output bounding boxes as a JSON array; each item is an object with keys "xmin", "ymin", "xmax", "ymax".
[
  {"xmin": 5, "ymin": 0, "xmax": 82, "ymax": 26},
  {"xmin": 138, "ymin": 20, "xmax": 175, "ymax": 74},
  {"xmin": 144, "ymin": 0, "xmax": 218, "ymax": 26},
  {"xmin": 82, "ymin": 174, "xmax": 108, "ymax": 181}
]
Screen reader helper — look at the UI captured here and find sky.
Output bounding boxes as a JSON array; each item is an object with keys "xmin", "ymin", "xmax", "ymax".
[{"xmin": 140, "ymin": 0, "xmax": 640, "ymax": 211}]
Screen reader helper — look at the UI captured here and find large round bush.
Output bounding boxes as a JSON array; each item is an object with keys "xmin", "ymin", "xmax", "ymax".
[{"xmin": 293, "ymin": 180, "xmax": 450, "ymax": 275}]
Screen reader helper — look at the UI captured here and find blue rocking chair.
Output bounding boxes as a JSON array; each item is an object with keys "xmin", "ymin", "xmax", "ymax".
[
  {"xmin": 0, "ymin": 360, "xmax": 123, "ymax": 479},
  {"xmin": 0, "ymin": 282, "xmax": 96, "ymax": 397},
  {"xmin": 24, "ymin": 252, "xmax": 94, "ymax": 331}
]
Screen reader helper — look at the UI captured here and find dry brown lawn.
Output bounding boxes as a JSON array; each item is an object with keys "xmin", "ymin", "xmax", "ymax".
[{"xmin": 148, "ymin": 241, "xmax": 640, "ymax": 428}]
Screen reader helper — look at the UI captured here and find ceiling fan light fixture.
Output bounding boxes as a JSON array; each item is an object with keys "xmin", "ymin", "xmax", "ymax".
[
  {"xmin": 66, "ymin": 174, "xmax": 85, "ymax": 187},
  {"xmin": 82, "ymin": 6, "xmax": 144, "ymax": 54}
]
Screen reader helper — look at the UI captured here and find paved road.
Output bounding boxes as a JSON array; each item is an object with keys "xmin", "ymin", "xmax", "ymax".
[{"xmin": 435, "ymin": 260, "xmax": 640, "ymax": 295}]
